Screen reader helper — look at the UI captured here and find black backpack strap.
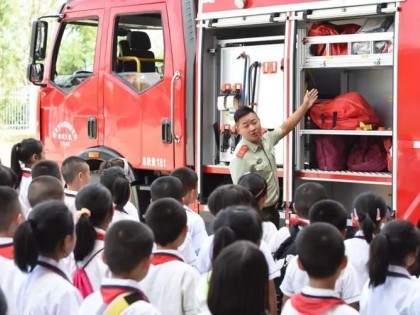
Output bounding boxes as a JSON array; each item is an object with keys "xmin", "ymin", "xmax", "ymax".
[
  {"xmin": 82, "ymin": 248, "xmax": 104, "ymax": 269},
  {"xmin": 273, "ymin": 225, "xmax": 300, "ymax": 260}
]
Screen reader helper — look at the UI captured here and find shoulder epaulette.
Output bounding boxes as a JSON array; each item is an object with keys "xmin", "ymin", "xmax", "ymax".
[{"xmin": 236, "ymin": 145, "xmax": 249, "ymax": 158}]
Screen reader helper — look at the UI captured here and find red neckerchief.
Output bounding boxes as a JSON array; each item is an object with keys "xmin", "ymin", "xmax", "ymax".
[
  {"xmin": 22, "ymin": 169, "xmax": 31, "ymax": 178},
  {"xmin": 0, "ymin": 243, "xmax": 13, "ymax": 260},
  {"xmin": 289, "ymin": 216, "xmax": 309, "ymax": 227},
  {"xmin": 151, "ymin": 253, "xmax": 183, "ymax": 266},
  {"xmin": 96, "ymin": 231, "xmax": 105, "ymax": 241},
  {"xmin": 101, "ymin": 285, "xmax": 148, "ymax": 304},
  {"xmin": 291, "ymin": 292, "xmax": 345, "ymax": 315}
]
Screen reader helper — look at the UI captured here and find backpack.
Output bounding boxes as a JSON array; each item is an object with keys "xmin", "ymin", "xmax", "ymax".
[
  {"xmin": 73, "ymin": 248, "xmax": 104, "ymax": 298},
  {"xmin": 104, "ymin": 292, "xmax": 147, "ymax": 315},
  {"xmin": 308, "ymin": 22, "xmax": 360, "ymax": 56},
  {"xmin": 315, "ymin": 135, "xmax": 354, "ymax": 171},
  {"xmin": 347, "ymin": 136, "xmax": 387, "ymax": 172},
  {"xmin": 310, "ymin": 92, "xmax": 379, "ymax": 130}
]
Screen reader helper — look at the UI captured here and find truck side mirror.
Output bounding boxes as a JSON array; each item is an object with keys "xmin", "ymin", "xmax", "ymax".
[
  {"xmin": 29, "ymin": 21, "xmax": 48, "ymax": 61},
  {"xmin": 27, "ymin": 63, "xmax": 44, "ymax": 85}
]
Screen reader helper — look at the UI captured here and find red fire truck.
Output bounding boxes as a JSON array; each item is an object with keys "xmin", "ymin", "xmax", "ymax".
[{"xmin": 27, "ymin": 0, "xmax": 420, "ymax": 223}]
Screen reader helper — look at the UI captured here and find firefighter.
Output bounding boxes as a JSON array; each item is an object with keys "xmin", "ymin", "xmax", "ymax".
[{"xmin": 229, "ymin": 89, "xmax": 318, "ymax": 228}]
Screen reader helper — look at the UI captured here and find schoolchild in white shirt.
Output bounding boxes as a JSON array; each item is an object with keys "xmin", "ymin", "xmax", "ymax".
[
  {"xmin": 78, "ymin": 220, "xmax": 160, "ymax": 315},
  {"xmin": 237, "ymin": 173, "xmax": 278, "ymax": 247},
  {"xmin": 281, "ymin": 223, "xmax": 358, "ymax": 315},
  {"xmin": 70, "ymin": 183, "xmax": 114, "ymax": 297},
  {"xmin": 150, "ymin": 176, "xmax": 198, "ymax": 266},
  {"xmin": 10, "ymin": 138, "xmax": 45, "ymax": 216},
  {"xmin": 0, "ymin": 165, "xmax": 18, "ymax": 189},
  {"xmin": 195, "ymin": 184, "xmax": 279, "ymax": 315},
  {"xmin": 61, "ymin": 156, "xmax": 91, "ymax": 218},
  {"xmin": 345, "ymin": 192, "xmax": 388, "ymax": 290},
  {"xmin": 100, "ymin": 166, "xmax": 140, "ymax": 223},
  {"xmin": 98, "ymin": 159, "xmax": 140, "ymax": 220},
  {"xmin": 171, "ymin": 167, "xmax": 208, "ymax": 254},
  {"xmin": 14, "ymin": 200, "xmax": 82, "ymax": 315},
  {"xmin": 281, "ymin": 200, "xmax": 361, "ymax": 310},
  {"xmin": 208, "ymin": 241, "xmax": 269, "ymax": 315},
  {"xmin": 196, "ymin": 207, "xmax": 264, "ymax": 314},
  {"xmin": 360, "ymin": 220, "xmax": 420, "ymax": 315},
  {"xmin": 0, "ymin": 187, "xmax": 24, "ymax": 315},
  {"xmin": 27, "ymin": 176, "xmax": 65, "ymax": 209},
  {"xmin": 31, "ymin": 160, "xmax": 63, "ymax": 182},
  {"xmin": 140, "ymin": 197, "xmax": 199, "ymax": 315}
]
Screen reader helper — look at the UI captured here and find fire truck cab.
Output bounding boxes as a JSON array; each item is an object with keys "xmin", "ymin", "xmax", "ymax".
[{"xmin": 28, "ymin": 0, "xmax": 420, "ymax": 223}]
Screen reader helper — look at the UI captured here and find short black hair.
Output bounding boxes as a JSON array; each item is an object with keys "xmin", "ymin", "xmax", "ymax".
[
  {"xmin": 233, "ymin": 106, "xmax": 256, "ymax": 124},
  {"xmin": 28, "ymin": 176, "xmax": 64, "ymax": 208},
  {"xmin": 170, "ymin": 167, "xmax": 198, "ymax": 196},
  {"xmin": 150, "ymin": 176, "xmax": 184, "ymax": 202},
  {"xmin": 207, "ymin": 184, "xmax": 257, "ymax": 216},
  {"xmin": 296, "ymin": 222, "xmax": 345, "ymax": 278},
  {"xmin": 294, "ymin": 182, "xmax": 327, "ymax": 218},
  {"xmin": 0, "ymin": 187, "xmax": 21, "ymax": 231},
  {"xmin": 238, "ymin": 173, "xmax": 267, "ymax": 204},
  {"xmin": 32, "ymin": 160, "xmax": 62, "ymax": 181},
  {"xmin": 145, "ymin": 198, "xmax": 187, "ymax": 246},
  {"xmin": 100, "ymin": 166, "xmax": 130, "ymax": 212},
  {"xmin": 104, "ymin": 220, "xmax": 154, "ymax": 275},
  {"xmin": 309, "ymin": 199, "xmax": 347, "ymax": 231},
  {"xmin": 61, "ymin": 156, "xmax": 89, "ymax": 184},
  {"xmin": 0, "ymin": 165, "xmax": 18, "ymax": 189}
]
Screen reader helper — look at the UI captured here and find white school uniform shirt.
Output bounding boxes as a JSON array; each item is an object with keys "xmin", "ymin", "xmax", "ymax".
[
  {"xmin": 64, "ymin": 188, "xmax": 78, "ymax": 220},
  {"xmin": 345, "ymin": 230, "xmax": 370, "ymax": 290},
  {"xmin": 360, "ymin": 265, "xmax": 420, "ymax": 315},
  {"xmin": 68, "ymin": 228, "xmax": 108, "ymax": 292},
  {"xmin": 16, "ymin": 256, "xmax": 82, "ymax": 315},
  {"xmin": 196, "ymin": 272, "xmax": 211, "ymax": 314},
  {"xmin": 195, "ymin": 235, "xmax": 280, "ymax": 280},
  {"xmin": 178, "ymin": 233, "xmax": 198, "ymax": 267},
  {"xmin": 18, "ymin": 167, "xmax": 32, "ymax": 217},
  {"xmin": 111, "ymin": 202, "xmax": 140, "ymax": 224},
  {"xmin": 184, "ymin": 205, "xmax": 208, "ymax": 254},
  {"xmin": 139, "ymin": 249, "xmax": 200, "ymax": 315},
  {"xmin": 78, "ymin": 278, "xmax": 161, "ymax": 315},
  {"xmin": 281, "ymin": 286, "xmax": 359, "ymax": 315},
  {"xmin": 280, "ymin": 255, "xmax": 361, "ymax": 304},
  {"xmin": 262, "ymin": 221, "xmax": 278, "ymax": 250}
]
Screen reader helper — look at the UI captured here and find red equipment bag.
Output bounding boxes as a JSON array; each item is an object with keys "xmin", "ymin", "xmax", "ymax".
[
  {"xmin": 315, "ymin": 136, "xmax": 350, "ymax": 171},
  {"xmin": 347, "ymin": 137, "xmax": 387, "ymax": 172},
  {"xmin": 310, "ymin": 92, "xmax": 380, "ymax": 130},
  {"xmin": 308, "ymin": 22, "xmax": 360, "ymax": 56},
  {"xmin": 383, "ymin": 137, "xmax": 392, "ymax": 172}
]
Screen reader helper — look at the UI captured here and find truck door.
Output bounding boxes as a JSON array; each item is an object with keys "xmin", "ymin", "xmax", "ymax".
[
  {"xmin": 43, "ymin": 10, "xmax": 103, "ymax": 161},
  {"xmin": 104, "ymin": 4, "xmax": 176, "ymax": 171}
]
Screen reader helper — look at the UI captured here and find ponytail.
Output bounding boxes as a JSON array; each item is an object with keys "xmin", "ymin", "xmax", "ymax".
[
  {"xmin": 14, "ymin": 220, "xmax": 39, "ymax": 272},
  {"xmin": 360, "ymin": 214, "xmax": 376, "ymax": 244},
  {"xmin": 112, "ymin": 176, "xmax": 130, "ymax": 211},
  {"xmin": 368, "ymin": 233, "xmax": 389, "ymax": 287},
  {"xmin": 74, "ymin": 214, "xmax": 96, "ymax": 261},
  {"xmin": 212, "ymin": 226, "xmax": 237, "ymax": 263},
  {"xmin": 10, "ymin": 143, "xmax": 23, "ymax": 186}
]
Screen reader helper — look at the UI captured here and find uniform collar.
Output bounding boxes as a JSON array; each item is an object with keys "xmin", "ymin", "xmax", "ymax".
[
  {"xmin": 388, "ymin": 265, "xmax": 411, "ymax": 277},
  {"xmin": 183, "ymin": 205, "xmax": 193, "ymax": 212},
  {"xmin": 102, "ymin": 277, "xmax": 141, "ymax": 290},
  {"xmin": 241, "ymin": 137, "xmax": 261, "ymax": 153},
  {"xmin": 0, "ymin": 237, "xmax": 13, "ymax": 246},
  {"xmin": 153, "ymin": 249, "xmax": 185, "ymax": 261},
  {"xmin": 301, "ymin": 286, "xmax": 340, "ymax": 299},
  {"xmin": 64, "ymin": 189, "xmax": 77, "ymax": 197}
]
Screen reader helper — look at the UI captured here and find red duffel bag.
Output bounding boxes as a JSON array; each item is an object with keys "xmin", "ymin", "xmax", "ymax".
[
  {"xmin": 315, "ymin": 135, "xmax": 351, "ymax": 171},
  {"xmin": 310, "ymin": 92, "xmax": 380, "ymax": 130},
  {"xmin": 347, "ymin": 137, "xmax": 387, "ymax": 172},
  {"xmin": 308, "ymin": 22, "xmax": 360, "ymax": 56}
]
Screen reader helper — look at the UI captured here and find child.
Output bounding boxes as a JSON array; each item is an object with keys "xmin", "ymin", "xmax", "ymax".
[
  {"xmin": 345, "ymin": 192, "xmax": 387, "ymax": 290},
  {"xmin": 360, "ymin": 220, "xmax": 420, "ymax": 314},
  {"xmin": 281, "ymin": 200, "xmax": 361, "ymax": 309},
  {"xmin": 71, "ymin": 183, "xmax": 114, "ymax": 297},
  {"xmin": 27, "ymin": 175, "xmax": 65, "ymax": 209},
  {"xmin": 0, "ymin": 166, "xmax": 17, "ymax": 189},
  {"xmin": 140, "ymin": 197, "xmax": 199, "ymax": 315},
  {"xmin": 0, "ymin": 187, "xmax": 24, "ymax": 315},
  {"xmin": 98, "ymin": 159, "xmax": 139, "ymax": 220},
  {"xmin": 100, "ymin": 166, "xmax": 139, "ymax": 222},
  {"xmin": 281, "ymin": 223, "xmax": 359, "ymax": 315},
  {"xmin": 78, "ymin": 220, "xmax": 160, "ymax": 315},
  {"xmin": 32, "ymin": 160, "xmax": 62, "ymax": 182},
  {"xmin": 14, "ymin": 200, "xmax": 82, "ymax": 314},
  {"xmin": 150, "ymin": 176, "xmax": 197, "ymax": 266},
  {"xmin": 10, "ymin": 138, "xmax": 45, "ymax": 215},
  {"xmin": 61, "ymin": 156, "xmax": 91, "ymax": 217},
  {"xmin": 208, "ymin": 241, "xmax": 269, "ymax": 315},
  {"xmin": 171, "ymin": 167, "xmax": 208, "ymax": 254},
  {"xmin": 238, "ymin": 173, "xmax": 277, "ymax": 247}
]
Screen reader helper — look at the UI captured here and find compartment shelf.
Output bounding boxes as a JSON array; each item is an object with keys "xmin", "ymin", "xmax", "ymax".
[
  {"xmin": 296, "ymin": 169, "xmax": 392, "ymax": 185},
  {"xmin": 299, "ymin": 129, "xmax": 392, "ymax": 136}
]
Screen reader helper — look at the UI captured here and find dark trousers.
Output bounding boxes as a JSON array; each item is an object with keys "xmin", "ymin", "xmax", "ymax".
[{"xmin": 262, "ymin": 203, "xmax": 280, "ymax": 229}]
